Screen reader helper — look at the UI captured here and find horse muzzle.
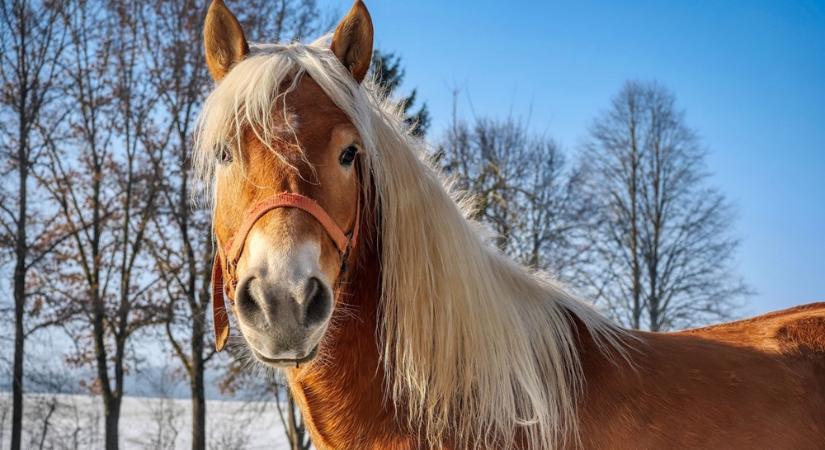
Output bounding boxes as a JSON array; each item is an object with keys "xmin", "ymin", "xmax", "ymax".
[{"xmin": 233, "ymin": 245, "xmax": 334, "ymax": 366}]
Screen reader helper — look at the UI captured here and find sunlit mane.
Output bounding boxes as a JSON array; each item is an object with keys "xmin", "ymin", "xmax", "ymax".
[{"xmin": 195, "ymin": 37, "xmax": 629, "ymax": 450}]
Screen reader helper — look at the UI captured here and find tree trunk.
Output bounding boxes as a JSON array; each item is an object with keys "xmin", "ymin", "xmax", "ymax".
[
  {"xmin": 190, "ymin": 316, "xmax": 206, "ymax": 450},
  {"xmin": 104, "ymin": 395, "xmax": 121, "ymax": 450},
  {"xmin": 11, "ymin": 274, "xmax": 25, "ymax": 450},
  {"xmin": 11, "ymin": 93, "xmax": 30, "ymax": 450},
  {"xmin": 93, "ymin": 298, "xmax": 117, "ymax": 450}
]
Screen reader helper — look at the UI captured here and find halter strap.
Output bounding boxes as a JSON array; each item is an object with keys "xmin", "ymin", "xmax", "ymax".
[{"xmin": 212, "ymin": 191, "xmax": 360, "ymax": 351}]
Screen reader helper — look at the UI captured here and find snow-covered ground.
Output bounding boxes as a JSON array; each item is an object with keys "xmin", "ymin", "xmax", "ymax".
[{"xmin": 0, "ymin": 393, "xmax": 291, "ymax": 449}]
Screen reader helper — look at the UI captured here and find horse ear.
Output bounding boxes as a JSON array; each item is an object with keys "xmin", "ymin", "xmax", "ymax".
[
  {"xmin": 331, "ymin": 0, "xmax": 374, "ymax": 84},
  {"xmin": 204, "ymin": 0, "xmax": 249, "ymax": 81}
]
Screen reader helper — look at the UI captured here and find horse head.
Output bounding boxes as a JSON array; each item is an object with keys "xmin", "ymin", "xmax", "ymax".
[{"xmin": 203, "ymin": 0, "xmax": 373, "ymax": 367}]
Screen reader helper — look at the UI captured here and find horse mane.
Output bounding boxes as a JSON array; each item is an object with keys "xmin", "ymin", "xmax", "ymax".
[{"xmin": 194, "ymin": 38, "xmax": 629, "ymax": 450}]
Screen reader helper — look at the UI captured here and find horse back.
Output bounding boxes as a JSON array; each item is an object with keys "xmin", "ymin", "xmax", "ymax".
[
  {"xmin": 578, "ymin": 303, "xmax": 825, "ymax": 449},
  {"xmin": 681, "ymin": 302, "xmax": 825, "ymax": 355}
]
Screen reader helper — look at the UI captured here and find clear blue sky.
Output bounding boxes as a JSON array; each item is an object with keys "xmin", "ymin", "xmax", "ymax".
[{"xmin": 321, "ymin": 0, "xmax": 825, "ymax": 315}]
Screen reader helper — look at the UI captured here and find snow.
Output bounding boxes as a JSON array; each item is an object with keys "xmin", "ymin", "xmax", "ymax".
[{"xmin": 0, "ymin": 393, "xmax": 292, "ymax": 449}]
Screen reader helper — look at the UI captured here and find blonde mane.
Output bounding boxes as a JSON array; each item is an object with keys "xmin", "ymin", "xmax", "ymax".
[{"xmin": 195, "ymin": 38, "xmax": 628, "ymax": 450}]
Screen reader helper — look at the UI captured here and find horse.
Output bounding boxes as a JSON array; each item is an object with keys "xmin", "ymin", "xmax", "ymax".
[{"xmin": 195, "ymin": 1, "xmax": 825, "ymax": 448}]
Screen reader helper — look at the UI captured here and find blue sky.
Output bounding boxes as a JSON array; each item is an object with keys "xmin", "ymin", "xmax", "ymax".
[{"xmin": 320, "ymin": 0, "xmax": 825, "ymax": 315}]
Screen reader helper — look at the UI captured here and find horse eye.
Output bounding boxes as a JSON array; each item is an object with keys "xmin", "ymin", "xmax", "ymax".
[
  {"xmin": 339, "ymin": 145, "xmax": 358, "ymax": 167},
  {"xmin": 217, "ymin": 144, "xmax": 232, "ymax": 164}
]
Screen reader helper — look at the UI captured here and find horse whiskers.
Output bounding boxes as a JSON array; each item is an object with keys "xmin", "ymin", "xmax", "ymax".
[{"xmin": 329, "ymin": 299, "xmax": 362, "ymax": 325}]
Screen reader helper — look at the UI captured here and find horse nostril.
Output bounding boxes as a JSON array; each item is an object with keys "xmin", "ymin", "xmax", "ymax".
[
  {"xmin": 303, "ymin": 277, "xmax": 330, "ymax": 328},
  {"xmin": 236, "ymin": 278, "xmax": 260, "ymax": 315}
]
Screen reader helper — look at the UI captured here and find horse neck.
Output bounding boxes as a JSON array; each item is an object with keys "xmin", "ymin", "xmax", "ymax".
[
  {"xmin": 285, "ymin": 229, "xmax": 416, "ymax": 449},
  {"xmin": 284, "ymin": 214, "xmax": 617, "ymax": 450}
]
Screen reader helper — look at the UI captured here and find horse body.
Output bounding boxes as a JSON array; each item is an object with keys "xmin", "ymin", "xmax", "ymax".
[
  {"xmin": 682, "ymin": 302, "xmax": 825, "ymax": 352},
  {"xmin": 196, "ymin": 1, "xmax": 824, "ymax": 448}
]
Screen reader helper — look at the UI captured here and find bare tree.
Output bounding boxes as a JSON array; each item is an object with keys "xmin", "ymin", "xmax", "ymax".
[
  {"xmin": 139, "ymin": 2, "xmax": 215, "ymax": 449},
  {"xmin": 140, "ymin": 365, "xmax": 184, "ymax": 450},
  {"xmin": 583, "ymin": 81, "xmax": 749, "ymax": 331},
  {"xmin": 38, "ymin": 1, "xmax": 165, "ymax": 448},
  {"xmin": 440, "ymin": 93, "xmax": 595, "ymax": 285},
  {"xmin": 21, "ymin": 360, "xmax": 74, "ymax": 450},
  {"xmin": 206, "ymin": 420, "xmax": 252, "ymax": 450},
  {"xmin": 0, "ymin": 2, "xmax": 69, "ymax": 449}
]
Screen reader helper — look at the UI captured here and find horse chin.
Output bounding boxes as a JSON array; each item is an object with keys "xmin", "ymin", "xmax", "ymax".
[
  {"xmin": 239, "ymin": 324, "xmax": 327, "ymax": 369},
  {"xmin": 250, "ymin": 344, "xmax": 320, "ymax": 369}
]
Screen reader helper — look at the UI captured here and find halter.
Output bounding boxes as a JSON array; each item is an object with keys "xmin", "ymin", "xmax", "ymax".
[{"xmin": 211, "ymin": 191, "xmax": 361, "ymax": 351}]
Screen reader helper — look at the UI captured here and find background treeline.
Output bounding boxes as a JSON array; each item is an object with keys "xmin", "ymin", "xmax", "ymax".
[{"xmin": 0, "ymin": 1, "xmax": 748, "ymax": 449}]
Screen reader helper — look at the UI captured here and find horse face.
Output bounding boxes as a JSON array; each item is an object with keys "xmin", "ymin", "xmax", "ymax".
[{"xmin": 204, "ymin": 0, "xmax": 373, "ymax": 367}]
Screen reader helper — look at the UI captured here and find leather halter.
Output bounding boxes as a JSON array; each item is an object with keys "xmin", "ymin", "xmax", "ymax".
[{"xmin": 211, "ymin": 192, "xmax": 360, "ymax": 351}]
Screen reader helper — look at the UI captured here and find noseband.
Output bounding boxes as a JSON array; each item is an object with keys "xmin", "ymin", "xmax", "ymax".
[{"xmin": 211, "ymin": 192, "xmax": 360, "ymax": 351}]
